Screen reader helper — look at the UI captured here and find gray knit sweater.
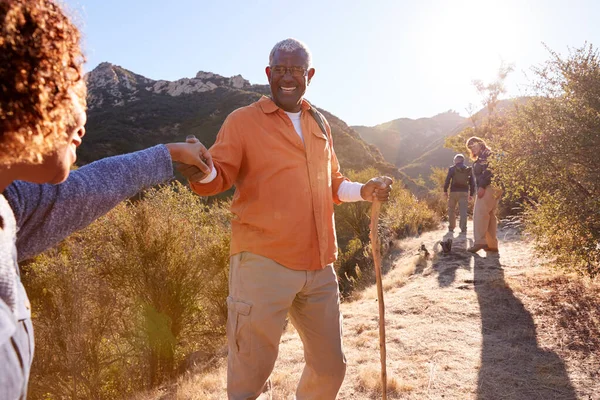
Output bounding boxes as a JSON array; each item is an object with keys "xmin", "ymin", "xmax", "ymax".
[{"xmin": 0, "ymin": 145, "xmax": 174, "ymax": 344}]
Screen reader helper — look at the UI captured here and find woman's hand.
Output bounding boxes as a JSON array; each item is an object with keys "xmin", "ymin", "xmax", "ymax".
[{"xmin": 166, "ymin": 136, "xmax": 213, "ymax": 182}]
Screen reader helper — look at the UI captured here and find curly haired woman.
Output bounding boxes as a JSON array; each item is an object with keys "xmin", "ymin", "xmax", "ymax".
[
  {"xmin": 466, "ymin": 136, "xmax": 502, "ymax": 254},
  {"xmin": 0, "ymin": 1, "xmax": 211, "ymax": 397}
]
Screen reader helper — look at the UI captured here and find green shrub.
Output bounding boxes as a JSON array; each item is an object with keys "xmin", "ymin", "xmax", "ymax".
[
  {"xmin": 334, "ymin": 168, "xmax": 439, "ymax": 295},
  {"xmin": 493, "ymin": 44, "xmax": 600, "ymax": 277},
  {"xmin": 445, "ymin": 44, "xmax": 600, "ymax": 277},
  {"xmin": 24, "ymin": 183, "xmax": 231, "ymax": 399}
]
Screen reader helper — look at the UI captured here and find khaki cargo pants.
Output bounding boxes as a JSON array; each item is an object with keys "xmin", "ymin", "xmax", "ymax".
[
  {"xmin": 448, "ymin": 191, "xmax": 469, "ymax": 232},
  {"xmin": 473, "ymin": 185, "xmax": 503, "ymax": 248},
  {"xmin": 227, "ymin": 252, "xmax": 346, "ymax": 400}
]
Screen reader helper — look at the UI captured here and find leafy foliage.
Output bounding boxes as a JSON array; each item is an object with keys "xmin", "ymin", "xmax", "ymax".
[
  {"xmin": 426, "ymin": 167, "xmax": 452, "ymax": 219},
  {"xmin": 334, "ymin": 168, "xmax": 439, "ymax": 295},
  {"xmin": 493, "ymin": 44, "xmax": 600, "ymax": 277},
  {"xmin": 446, "ymin": 44, "xmax": 600, "ymax": 277},
  {"xmin": 24, "ymin": 183, "xmax": 231, "ymax": 399}
]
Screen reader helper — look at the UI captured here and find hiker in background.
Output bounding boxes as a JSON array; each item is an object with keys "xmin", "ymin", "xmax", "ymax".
[
  {"xmin": 184, "ymin": 38, "xmax": 392, "ymax": 400},
  {"xmin": 465, "ymin": 136, "xmax": 502, "ymax": 253},
  {"xmin": 443, "ymin": 153, "xmax": 475, "ymax": 234},
  {"xmin": 0, "ymin": 1, "xmax": 211, "ymax": 397}
]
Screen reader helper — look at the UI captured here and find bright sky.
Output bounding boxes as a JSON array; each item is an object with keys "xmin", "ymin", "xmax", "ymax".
[{"xmin": 64, "ymin": 0, "xmax": 599, "ymax": 126}]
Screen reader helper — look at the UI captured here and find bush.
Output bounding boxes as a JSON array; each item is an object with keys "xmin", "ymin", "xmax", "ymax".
[
  {"xmin": 334, "ymin": 168, "xmax": 439, "ymax": 295},
  {"xmin": 493, "ymin": 44, "xmax": 600, "ymax": 277},
  {"xmin": 446, "ymin": 44, "xmax": 600, "ymax": 277},
  {"xmin": 425, "ymin": 167, "xmax": 450, "ymax": 219},
  {"xmin": 24, "ymin": 183, "xmax": 231, "ymax": 399},
  {"xmin": 24, "ymin": 170, "xmax": 439, "ymax": 397}
]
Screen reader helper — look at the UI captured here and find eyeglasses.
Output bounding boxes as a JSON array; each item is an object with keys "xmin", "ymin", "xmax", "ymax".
[
  {"xmin": 270, "ymin": 65, "xmax": 308, "ymax": 77},
  {"xmin": 468, "ymin": 142, "xmax": 480, "ymax": 149}
]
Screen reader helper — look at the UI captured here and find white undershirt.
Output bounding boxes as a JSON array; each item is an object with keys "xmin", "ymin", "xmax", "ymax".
[
  {"xmin": 199, "ymin": 112, "xmax": 365, "ymax": 202},
  {"xmin": 285, "ymin": 111, "xmax": 304, "ymax": 143}
]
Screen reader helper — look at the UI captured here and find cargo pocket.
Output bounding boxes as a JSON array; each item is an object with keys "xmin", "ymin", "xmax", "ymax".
[{"xmin": 226, "ymin": 296, "xmax": 252, "ymax": 354}]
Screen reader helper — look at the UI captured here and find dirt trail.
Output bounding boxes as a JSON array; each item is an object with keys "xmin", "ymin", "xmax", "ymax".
[{"xmin": 152, "ymin": 223, "xmax": 599, "ymax": 399}]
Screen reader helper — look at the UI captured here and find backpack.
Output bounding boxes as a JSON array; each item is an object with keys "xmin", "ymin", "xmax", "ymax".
[{"xmin": 453, "ymin": 166, "xmax": 471, "ymax": 189}]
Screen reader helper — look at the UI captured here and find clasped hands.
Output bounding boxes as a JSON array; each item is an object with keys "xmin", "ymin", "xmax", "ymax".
[{"xmin": 167, "ymin": 135, "xmax": 213, "ymax": 182}]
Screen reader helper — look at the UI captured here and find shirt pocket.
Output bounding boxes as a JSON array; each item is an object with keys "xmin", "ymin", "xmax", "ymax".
[
  {"xmin": 309, "ymin": 126, "xmax": 332, "ymax": 180},
  {"xmin": 310, "ymin": 127, "xmax": 330, "ymax": 156}
]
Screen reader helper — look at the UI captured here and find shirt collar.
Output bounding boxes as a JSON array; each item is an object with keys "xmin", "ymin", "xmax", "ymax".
[{"xmin": 258, "ymin": 95, "xmax": 312, "ymax": 114}]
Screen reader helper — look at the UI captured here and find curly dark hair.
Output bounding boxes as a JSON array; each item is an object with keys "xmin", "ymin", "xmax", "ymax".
[{"xmin": 0, "ymin": 0, "xmax": 85, "ymax": 166}]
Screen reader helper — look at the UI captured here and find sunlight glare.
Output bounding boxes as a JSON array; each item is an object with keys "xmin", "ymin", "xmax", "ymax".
[{"xmin": 416, "ymin": 0, "xmax": 525, "ymax": 109}]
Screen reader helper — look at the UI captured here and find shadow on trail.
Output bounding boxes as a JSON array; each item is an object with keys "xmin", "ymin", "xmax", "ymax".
[
  {"xmin": 432, "ymin": 232, "xmax": 472, "ymax": 287},
  {"xmin": 474, "ymin": 253, "xmax": 577, "ymax": 400}
]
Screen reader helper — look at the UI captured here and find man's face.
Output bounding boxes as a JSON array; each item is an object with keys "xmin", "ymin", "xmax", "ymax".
[
  {"xmin": 266, "ymin": 49, "xmax": 315, "ymax": 113},
  {"xmin": 454, "ymin": 157, "xmax": 464, "ymax": 165}
]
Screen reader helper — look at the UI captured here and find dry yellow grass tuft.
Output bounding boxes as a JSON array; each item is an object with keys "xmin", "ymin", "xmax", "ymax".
[{"xmin": 355, "ymin": 367, "xmax": 411, "ymax": 399}]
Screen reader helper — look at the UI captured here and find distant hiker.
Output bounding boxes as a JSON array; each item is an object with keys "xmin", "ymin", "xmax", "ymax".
[
  {"xmin": 184, "ymin": 38, "xmax": 393, "ymax": 399},
  {"xmin": 0, "ymin": 1, "xmax": 211, "ymax": 397},
  {"xmin": 443, "ymin": 153, "xmax": 475, "ymax": 234},
  {"xmin": 465, "ymin": 137, "xmax": 502, "ymax": 253}
]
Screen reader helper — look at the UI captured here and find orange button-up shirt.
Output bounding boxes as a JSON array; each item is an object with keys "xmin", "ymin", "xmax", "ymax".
[{"xmin": 191, "ymin": 96, "xmax": 349, "ymax": 270}]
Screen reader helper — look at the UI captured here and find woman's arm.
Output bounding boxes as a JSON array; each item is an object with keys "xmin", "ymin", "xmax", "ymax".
[{"xmin": 6, "ymin": 145, "xmax": 174, "ymax": 261}]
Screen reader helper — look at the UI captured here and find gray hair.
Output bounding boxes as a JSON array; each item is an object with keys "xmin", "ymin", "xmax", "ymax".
[{"xmin": 269, "ymin": 38, "xmax": 312, "ymax": 68}]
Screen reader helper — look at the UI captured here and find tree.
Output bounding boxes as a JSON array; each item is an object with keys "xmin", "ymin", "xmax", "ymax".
[
  {"xmin": 445, "ymin": 62, "xmax": 514, "ymax": 153},
  {"xmin": 494, "ymin": 44, "xmax": 600, "ymax": 277}
]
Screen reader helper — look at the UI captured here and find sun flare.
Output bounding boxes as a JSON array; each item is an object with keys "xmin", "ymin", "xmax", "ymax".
[{"xmin": 416, "ymin": 0, "xmax": 528, "ymax": 100}]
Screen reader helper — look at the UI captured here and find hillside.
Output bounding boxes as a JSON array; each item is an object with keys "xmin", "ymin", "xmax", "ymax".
[
  {"xmin": 352, "ymin": 111, "xmax": 466, "ymax": 172},
  {"xmin": 354, "ymin": 100, "xmax": 529, "ymax": 184},
  {"xmin": 82, "ymin": 63, "xmax": 421, "ymax": 192},
  {"xmin": 140, "ymin": 222, "xmax": 599, "ymax": 399}
]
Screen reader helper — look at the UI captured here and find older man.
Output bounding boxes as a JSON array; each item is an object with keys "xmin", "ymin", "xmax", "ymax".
[{"xmin": 188, "ymin": 38, "xmax": 392, "ymax": 400}]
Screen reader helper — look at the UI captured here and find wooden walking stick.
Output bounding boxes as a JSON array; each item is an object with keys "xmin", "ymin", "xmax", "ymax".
[{"xmin": 370, "ymin": 198, "xmax": 387, "ymax": 399}]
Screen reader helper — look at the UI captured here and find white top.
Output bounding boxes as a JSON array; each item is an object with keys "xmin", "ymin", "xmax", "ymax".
[{"xmin": 285, "ymin": 111, "xmax": 304, "ymax": 143}]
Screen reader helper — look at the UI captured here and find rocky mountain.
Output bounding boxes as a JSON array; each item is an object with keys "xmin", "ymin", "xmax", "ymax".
[
  {"xmin": 82, "ymin": 63, "xmax": 423, "ymax": 193},
  {"xmin": 86, "ymin": 62, "xmax": 253, "ymax": 110}
]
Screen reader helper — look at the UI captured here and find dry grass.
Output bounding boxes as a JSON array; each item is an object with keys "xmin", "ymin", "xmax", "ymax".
[
  {"xmin": 355, "ymin": 367, "xmax": 411, "ymax": 399},
  {"xmin": 136, "ymin": 223, "xmax": 600, "ymax": 400}
]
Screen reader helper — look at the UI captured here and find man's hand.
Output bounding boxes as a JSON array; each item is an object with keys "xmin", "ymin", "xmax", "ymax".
[
  {"xmin": 167, "ymin": 135, "xmax": 214, "ymax": 182},
  {"xmin": 361, "ymin": 176, "xmax": 393, "ymax": 202},
  {"xmin": 477, "ymin": 187, "xmax": 486, "ymax": 199}
]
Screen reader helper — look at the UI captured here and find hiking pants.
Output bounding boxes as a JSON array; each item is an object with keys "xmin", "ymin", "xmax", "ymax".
[
  {"xmin": 227, "ymin": 252, "xmax": 346, "ymax": 400},
  {"xmin": 473, "ymin": 185, "xmax": 502, "ymax": 248},
  {"xmin": 448, "ymin": 191, "xmax": 469, "ymax": 232}
]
